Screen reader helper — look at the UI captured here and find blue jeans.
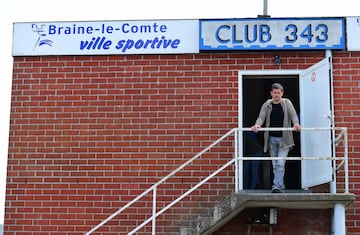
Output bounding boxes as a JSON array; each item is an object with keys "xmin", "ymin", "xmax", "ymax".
[
  {"xmin": 244, "ymin": 152, "xmax": 261, "ymax": 189},
  {"xmin": 269, "ymin": 136, "xmax": 289, "ymax": 191}
]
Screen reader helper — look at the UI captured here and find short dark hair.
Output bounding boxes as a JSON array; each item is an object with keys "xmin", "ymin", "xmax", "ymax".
[{"xmin": 271, "ymin": 83, "xmax": 284, "ymax": 91}]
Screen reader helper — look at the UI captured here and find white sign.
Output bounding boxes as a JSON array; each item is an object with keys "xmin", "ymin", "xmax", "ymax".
[
  {"xmin": 12, "ymin": 20, "xmax": 199, "ymax": 56},
  {"xmin": 200, "ymin": 18, "xmax": 345, "ymax": 50},
  {"xmin": 346, "ymin": 17, "xmax": 360, "ymax": 51}
]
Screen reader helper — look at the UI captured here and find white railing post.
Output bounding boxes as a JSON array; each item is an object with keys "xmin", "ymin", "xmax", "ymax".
[
  {"xmin": 330, "ymin": 127, "xmax": 337, "ymax": 194},
  {"xmin": 234, "ymin": 128, "xmax": 239, "ymax": 192},
  {"xmin": 343, "ymin": 128, "xmax": 349, "ymax": 193},
  {"xmin": 152, "ymin": 186, "xmax": 157, "ymax": 235},
  {"xmin": 238, "ymin": 128, "xmax": 244, "ymax": 191}
]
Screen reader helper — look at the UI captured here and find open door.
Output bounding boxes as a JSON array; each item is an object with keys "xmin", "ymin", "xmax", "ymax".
[{"xmin": 300, "ymin": 58, "xmax": 333, "ymax": 189}]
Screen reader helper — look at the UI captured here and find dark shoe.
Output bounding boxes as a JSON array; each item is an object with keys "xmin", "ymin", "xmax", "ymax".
[{"xmin": 272, "ymin": 188, "xmax": 283, "ymax": 193}]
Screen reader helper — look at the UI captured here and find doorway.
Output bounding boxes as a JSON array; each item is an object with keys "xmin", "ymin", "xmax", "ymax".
[
  {"xmin": 242, "ymin": 75, "xmax": 301, "ymax": 190},
  {"xmin": 238, "ymin": 58, "xmax": 333, "ymax": 191}
]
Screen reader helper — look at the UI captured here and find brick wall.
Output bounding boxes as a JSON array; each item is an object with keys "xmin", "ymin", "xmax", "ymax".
[{"xmin": 5, "ymin": 51, "xmax": 360, "ymax": 234}]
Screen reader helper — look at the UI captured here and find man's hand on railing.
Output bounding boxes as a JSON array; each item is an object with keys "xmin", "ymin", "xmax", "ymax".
[
  {"xmin": 294, "ymin": 124, "xmax": 301, "ymax": 132},
  {"xmin": 251, "ymin": 125, "xmax": 261, "ymax": 133}
]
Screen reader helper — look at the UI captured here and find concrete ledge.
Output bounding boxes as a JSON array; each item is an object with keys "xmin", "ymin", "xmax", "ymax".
[{"xmin": 235, "ymin": 192, "xmax": 356, "ymax": 209}]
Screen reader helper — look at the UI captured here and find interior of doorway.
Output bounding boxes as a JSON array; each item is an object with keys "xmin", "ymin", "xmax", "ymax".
[{"xmin": 242, "ymin": 76, "xmax": 301, "ymax": 190}]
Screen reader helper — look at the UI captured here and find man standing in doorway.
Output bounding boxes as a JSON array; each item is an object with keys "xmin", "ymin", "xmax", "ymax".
[{"xmin": 251, "ymin": 83, "xmax": 301, "ymax": 193}]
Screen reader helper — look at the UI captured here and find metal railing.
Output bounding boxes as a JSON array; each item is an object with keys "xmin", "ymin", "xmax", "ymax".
[{"xmin": 85, "ymin": 127, "xmax": 348, "ymax": 235}]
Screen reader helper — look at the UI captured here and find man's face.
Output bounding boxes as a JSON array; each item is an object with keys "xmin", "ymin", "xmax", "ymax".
[{"xmin": 270, "ymin": 88, "xmax": 283, "ymax": 103}]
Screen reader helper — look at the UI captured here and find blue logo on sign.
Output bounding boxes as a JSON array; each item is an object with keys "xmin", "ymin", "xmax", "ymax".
[{"xmin": 32, "ymin": 24, "xmax": 54, "ymax": 50}]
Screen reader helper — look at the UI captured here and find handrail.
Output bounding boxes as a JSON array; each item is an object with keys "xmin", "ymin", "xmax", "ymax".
[
  {"xmin": 235, "ymin": 127, "xmax": 349, "ymax": 193},
  {"xmin": 85, "ymin": 127, "xmax": 348, "ymax": 235},
  {"xmin": 85, "ymin": 128, "xmax": 238, "ymax": 235}
]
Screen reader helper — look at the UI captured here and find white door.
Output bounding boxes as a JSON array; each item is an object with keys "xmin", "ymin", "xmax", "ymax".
[{"xmin": 300, "ymin": 58, "xmax": 333, "ymax": 189}]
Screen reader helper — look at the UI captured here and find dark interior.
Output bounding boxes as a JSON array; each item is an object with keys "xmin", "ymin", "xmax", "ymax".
[{"xmin": 242, "ymin": 76, "xmax": 301, "ymax": 190}]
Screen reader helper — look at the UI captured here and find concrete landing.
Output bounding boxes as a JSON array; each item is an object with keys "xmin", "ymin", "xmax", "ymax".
[{"xmin": 235, "ymin": 191, "xmax": 355, "ymax": 209}]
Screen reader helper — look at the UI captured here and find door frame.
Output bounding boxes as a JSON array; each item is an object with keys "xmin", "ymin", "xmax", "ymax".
[
  {"xmin": 238, "ymin": 60, "xmax": 334, "ymax": 191},
  {"xmin": 238, "ymin": 69, "xmax": 301, "ymax": 191}
]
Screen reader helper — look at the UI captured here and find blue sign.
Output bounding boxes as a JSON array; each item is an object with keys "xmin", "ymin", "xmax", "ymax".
[{"xmin": 200, "ymin": 18, "xmax": 345, "ymax": 50}]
